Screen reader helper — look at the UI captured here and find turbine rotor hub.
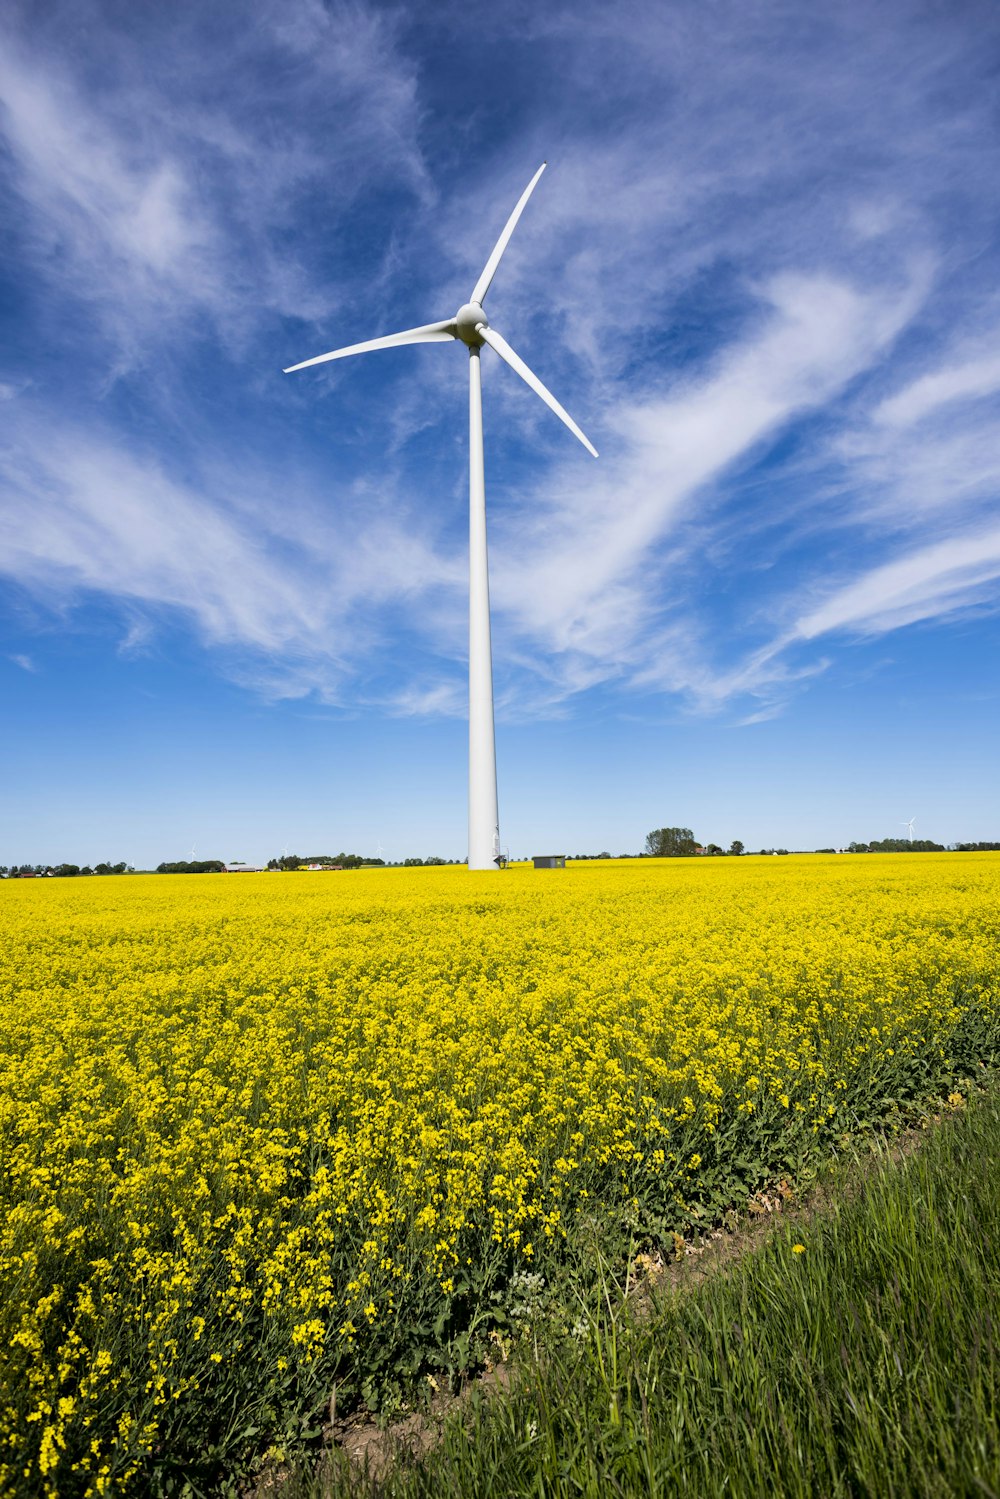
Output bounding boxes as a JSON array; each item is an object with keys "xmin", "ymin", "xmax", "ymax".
[{"xmin": 455, "ymin": 302, "xmax": 488, "ymax": 347}]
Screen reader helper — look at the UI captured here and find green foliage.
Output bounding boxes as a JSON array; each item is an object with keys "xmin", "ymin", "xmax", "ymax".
[
  {"xmin": 267, "ymin": 854, "xmax": 388, "ymax": 869},
  {"xmin": 644, "ymin": 827, "xmax": 698, "ymax": 857},
  {"xmin": 870, "ymin": 837, "xmax": 946, "ymax": 852},
  {"xmin": 1, "ymin": 862, "xmax": 132, "ymax": 877},
  {"xmin": 849, "ymin": 839, "xmax": 946, "ymax": 853},
  {"xmin": 154, "ymin": 860, "xmax": 226, "ymax": 873}
]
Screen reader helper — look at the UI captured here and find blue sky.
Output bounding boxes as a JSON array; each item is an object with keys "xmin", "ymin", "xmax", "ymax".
[{"xmin": 2, "ymin": 0, "xmax": 999, "ymax": 865}]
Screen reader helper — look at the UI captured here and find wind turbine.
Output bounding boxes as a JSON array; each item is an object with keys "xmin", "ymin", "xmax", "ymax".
[
  {"xmin": 284, "ymin": 163, "xmax": 598, "ymax": 870},
  {"xmin": 901, "ymin": 818, "xmax": 916, "ymax": 841}
]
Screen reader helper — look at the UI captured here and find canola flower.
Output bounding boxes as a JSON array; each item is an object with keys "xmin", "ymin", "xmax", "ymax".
[{"xmin": 1, "ymin": 854, "xmax": 998, "ymax": 1493}]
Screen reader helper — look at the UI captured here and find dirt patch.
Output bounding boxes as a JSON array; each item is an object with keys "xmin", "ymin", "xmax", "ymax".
[{"xmin": 327, "ymin": 1361, "xmax": 512, "ymax": 1484}]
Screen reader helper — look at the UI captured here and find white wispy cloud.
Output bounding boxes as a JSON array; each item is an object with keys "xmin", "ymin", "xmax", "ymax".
[
  {"xmin": 0, "ymin": 0, "xmax": 429, "ymax": 368},
  {"xmin": 2, "ymin": 0, "xmax": 999, "ymax": 727},
  {"xmin": 489, "ymin": 266, "xmax": 925, "ymax": 700},
  {"xmin": 389, "ymin": 681, "xmax": 467, "ymax": 718},
  {"xmin": 0, "ymin": 403, "xmax": 465, "ymax": 701},
  {"xmin": 793, "ymin": 526, "xmax": 1000, "ymax": 640},
  {"xmin": 874, "ymin": 348, "xmax": 1000, "ymax": 429}
]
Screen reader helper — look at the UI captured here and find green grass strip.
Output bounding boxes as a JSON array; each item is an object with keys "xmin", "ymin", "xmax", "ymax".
[{"xmin": 315, "ymin": 1090, "xmax": 1000, "ymax": 1498}]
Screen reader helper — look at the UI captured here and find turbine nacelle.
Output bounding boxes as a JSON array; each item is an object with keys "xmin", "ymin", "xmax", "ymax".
[
  {"xmin": 455, "ymin": 303, "xmax": 488, "ymax": 346},
  {"xmin": 283, "ymin": 162, "xmax": 596, "ymax": 457}
]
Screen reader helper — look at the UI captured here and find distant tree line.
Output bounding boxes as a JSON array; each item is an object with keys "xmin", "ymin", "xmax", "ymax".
[
  {"xmin": 1, "ymin": 862, "xmax": 133, "ymax": 877},
  {"xmin": 266, "ymin": 853, "xmax": 387, "ymax": 870},
  {"xmin": 642, "ymin": 830, "xmax": 1000, "ymax": 858},
  {"xmin": 7, "ymin": 836, "xmax": 994, "ymax": 881},
  {"xmin": 155, "ymin": 860, "xmax": 226, "ymax": 874},
  {"xmin": 845, "ymin": 838, "xmax": 945, "ymax": 853},
  {"xmin": 270, "ymin": 854, "xmax": 466, "ymax": 869}
]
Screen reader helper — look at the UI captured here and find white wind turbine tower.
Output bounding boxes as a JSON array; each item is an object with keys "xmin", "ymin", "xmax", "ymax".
[
  {"xmin": 284, "ymin": 163, "xmax": 598, "ymax": 870},
  {"xmin": 901, "ymin": 817, "xmax": 916, "ymax": 842}
]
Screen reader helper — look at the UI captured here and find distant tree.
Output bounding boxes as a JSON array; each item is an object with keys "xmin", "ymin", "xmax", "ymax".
[
  {"xmin": 155, "ymin": 860, "xmax": 225, "ymax": 874},
  {"xmin": 955, "ymin": 841, "xmax": 1000, "ymax": 852},
  {"xmin": 645, "ymin": 827, "xmax": 698, "ymax": 858},
  {"xmin": 403, "ymin": 857, "xmax": 424, "ymax": 867},
  {"xmin": 705, "ymin": 843, "xmax": 723, "ymax": 856},
  {"xmin": 844, "ymin": 838, "xmax": 946, "ymax": 854},
  {"xmin": 54, "ymin": 864, "xmax": 80, "ymax": 877},
  {"xmin": 869, "ymin": 837, "xmax": 945, "ymax": 853},
  {"xmin": 728, "ymin": 840, "xmax": 745, "ymax": 857},
  {"xmin": 815, "ymin": 847, "xmax": 836, "ymax": 854}
]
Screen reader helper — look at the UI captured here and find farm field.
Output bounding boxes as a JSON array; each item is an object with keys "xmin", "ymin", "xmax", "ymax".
[
  {"xmin": 2, "ymin": 854, "xmax": 999, "ymax": 1494},
  {"xmin": 317, "ymin": 1079, "xmax": 1000, "ymax": 1499}
]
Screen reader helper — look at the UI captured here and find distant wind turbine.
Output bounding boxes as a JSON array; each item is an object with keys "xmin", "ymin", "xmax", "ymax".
[
  {"xmin": 284, "ymin": 162, "xmax": 598, "ymax": 870},
  {"xmin": 901, "ymin": 818, "xmax": 916, "ymax": 841}
]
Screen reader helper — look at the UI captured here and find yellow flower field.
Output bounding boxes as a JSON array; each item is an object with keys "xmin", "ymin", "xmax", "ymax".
[{"xmin": 1, "ymin": 855, "xmax": 998, "ymax": 1493}]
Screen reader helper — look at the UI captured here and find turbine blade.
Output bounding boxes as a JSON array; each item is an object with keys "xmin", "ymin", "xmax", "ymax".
[
  {"xmin": 284, "ymin": 320, "xmax": 456, "ymax": 374},
  {"xmin": 478, "ymin": 325, "xmax": 598, "ymax": 457},
  {"xmin": 470, "ymin": 163, "xmax": 547, "ymax": 306}
]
